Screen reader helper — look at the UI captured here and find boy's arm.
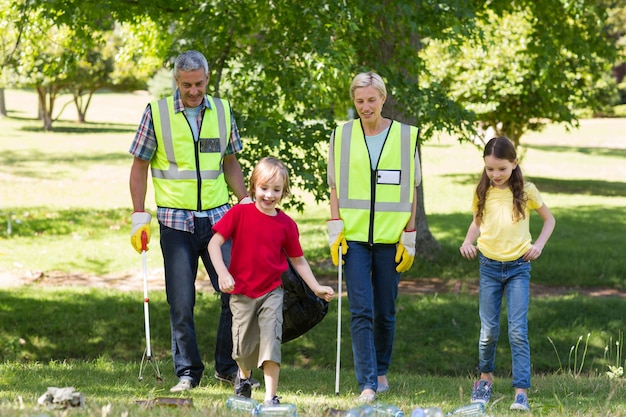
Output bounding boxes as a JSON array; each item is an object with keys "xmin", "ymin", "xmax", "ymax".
[{"xmin": 289, "ymin": 256, "xmax": 334, "ymax": 302}]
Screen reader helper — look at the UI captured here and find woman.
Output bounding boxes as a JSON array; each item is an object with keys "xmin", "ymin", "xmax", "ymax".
[{"xmin": 327, "ymin": 71, "xmax": 421, "ymax": 402}]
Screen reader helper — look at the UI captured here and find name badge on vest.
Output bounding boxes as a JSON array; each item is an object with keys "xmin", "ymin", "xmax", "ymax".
[
  {"xmin": 199, "ymin": 138, "xmax": 220, "ymax": 153},
  {"xmin": 377, "ymin": 170, "xmax": 401, "ymax": 185}
]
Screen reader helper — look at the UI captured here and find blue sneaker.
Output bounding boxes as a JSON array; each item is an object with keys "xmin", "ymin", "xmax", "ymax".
[
  {"xmin": 510, "ymin": 393, "xmax": 530, "ymax": 411},
  {"xmin": 264, "ymin": 396, "xmax": 281, "ymax": 405},
  {"xmin": 471, "ymin": 380, "xmax": 493, "ymax": 404},
  {"xmin": 234, "ymin": 374, "xmax": 252, "ymax": 398}
]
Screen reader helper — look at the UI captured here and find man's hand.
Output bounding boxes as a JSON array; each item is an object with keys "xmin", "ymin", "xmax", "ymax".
[
  {"xmin": 395, "ymin": 230, "xmax": 417, "ymax": 272},
  {"xmin": 327, "ymin": 219, "xmax": 348, "ymax": 266},
  {"xmin": 130, "ymin": 211, "xmax": 152, "ymax": 254}
]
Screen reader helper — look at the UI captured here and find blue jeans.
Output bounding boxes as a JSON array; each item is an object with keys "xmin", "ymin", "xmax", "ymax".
[
  {"xmin": 160, "ymin": 217, "xmax": 237, "ymax": 384},
  {"xmin": 343, "ymin": 242, "xmax": 400, "ymax": 392},
  {"xmin": 478, "ymin": 252, "xmax": 531, "ymax": 389}
]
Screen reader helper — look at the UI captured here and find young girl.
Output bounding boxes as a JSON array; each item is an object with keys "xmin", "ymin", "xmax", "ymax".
[
  {"xmin": 460, "ymin": 137, "xmax": 555, "ymax": 412},
  {"xmin": 208, "ymin": 156, "xmax": 334, "ymax": 405}
]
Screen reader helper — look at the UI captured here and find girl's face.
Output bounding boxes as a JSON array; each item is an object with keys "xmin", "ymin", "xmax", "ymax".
[
  {"xmin": 254, "ymin": 176, "xmax": 284, "ymax": 215},
  {"xmin": 353, "ymin": 86, "xmax": 385, "ymax": 122},
  {"xmin": 484, "ymin": 154, "xmax": 518, "ymax": 189}
]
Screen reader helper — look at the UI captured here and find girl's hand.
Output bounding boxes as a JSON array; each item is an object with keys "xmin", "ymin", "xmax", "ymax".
[
  {"xmin": 522, "ymin": 245, "xmax": 542, "ymax": 261},
  {"xmin": 459, "ymin": 243, "xmax": 478, "ymax": 260}
]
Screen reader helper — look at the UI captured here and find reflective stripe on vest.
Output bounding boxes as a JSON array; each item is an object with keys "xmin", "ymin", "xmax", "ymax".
[
  {"xmin": 335, "ymin": 120, "xmax": 417, "ymax": 243},
  {"xmin": 150, "ymin": 95, "xmax": 230, "ymax": 210}
]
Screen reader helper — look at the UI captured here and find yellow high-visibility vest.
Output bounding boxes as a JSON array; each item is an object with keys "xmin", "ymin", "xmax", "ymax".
[
  {"xmin": 150, "ymin": 95, "xmax": 231, "ymax": 210},
  {"xmin": 333, "ymin": 120, "xmax": 418, "ymax": 244}
]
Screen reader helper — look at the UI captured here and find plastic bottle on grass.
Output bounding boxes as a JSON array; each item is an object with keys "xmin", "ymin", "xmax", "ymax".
[
  {"xmin": 373, "ymin": 403, "xmax": 405, "ymax": 416},
  {"xmin": 411, "ymin": 407, "xmax": 444, "ymax": 417},
  {"xmin": 257, "ymin": 402, "xmax": 297, "ymax": 416},
  {"xmin": 344, "ymin": 404, "xmax": 376, "ymax": 416},
  {"xmin": 445, "ymin": 402, "xmax": 485, "ymax": 416},
  {"xmin": 226, "ymin": 395, "xmax": 259, "ymax": 415}
]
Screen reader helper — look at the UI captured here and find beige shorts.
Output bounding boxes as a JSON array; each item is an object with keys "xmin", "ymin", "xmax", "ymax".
[{"xmin": 230, "ymin": 287, "xmax": 284, "ymax": 370}]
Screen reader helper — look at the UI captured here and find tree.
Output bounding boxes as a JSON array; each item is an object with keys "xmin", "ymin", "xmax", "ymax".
[
  {"xmin": 162, "ymin": 0, "xmax": 484, "ymax": 259},
  {"xmin": 12, "ymin": 11, "xmax": 75, "ymax": 130},
  {"xmin": 0, "ymin": 0, "xmax": 28, "ymax": 117},
  {"xmin": 14, "ymin": 0, "xmax": 619, "ymax": 259},
  {"xmin": 67, "ymin": 20, "xmax": 168, "ymax": 123},
  {"xmin": 599, "ymin": 0, "xmax": 626, "ymax": 103},
  {"xmin": 4, "ymin": 0, "xmax": 168, "ymax": 127},
  {"xmin": 421, "ymin": 2, "xmax": 616, "ymax": 148}
]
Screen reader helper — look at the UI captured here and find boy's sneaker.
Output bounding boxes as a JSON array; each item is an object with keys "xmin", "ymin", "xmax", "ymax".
[
  {"xmin": 471, "ymin": 380, "xmax": 493, "ymax": 404},
  {"xmin": 234, "ymin": 374, "xmax": 252, "ymax": 398},
  {"xmin": 510, "ymin": 393, "xmax": 530, "ymax": 411},
  {"xmin": 264, "ymin": 396, "xmax": 281, "ymax": 405}
]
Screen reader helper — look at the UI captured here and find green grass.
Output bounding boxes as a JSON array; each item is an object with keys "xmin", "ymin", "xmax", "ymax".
[
  {"xmin": 1, "ymin": 89, "xmax": 626, "ymax": 415},
  {"xmin": 1, "ymin": 287, "xmax": 626, "ymax": 416}
]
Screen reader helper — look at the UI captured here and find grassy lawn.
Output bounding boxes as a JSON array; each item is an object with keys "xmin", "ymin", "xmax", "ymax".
[{"xmin": 1, "ymin": 89, "xmax": 626, "ymax": 416}]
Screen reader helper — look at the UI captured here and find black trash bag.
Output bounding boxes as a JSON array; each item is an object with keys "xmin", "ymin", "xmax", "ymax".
[{"xmin": 281, "ymin": 259, "xmax": 329, "ymax": 343}]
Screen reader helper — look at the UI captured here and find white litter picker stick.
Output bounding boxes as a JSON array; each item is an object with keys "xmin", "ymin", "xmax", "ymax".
[
  {"xmin": 138, "ymin": 230, "xmax": 162, "ymax": 382},
  {"xmin": 335, "ymin": 245, "xmax": 343, "ymax": 395}
]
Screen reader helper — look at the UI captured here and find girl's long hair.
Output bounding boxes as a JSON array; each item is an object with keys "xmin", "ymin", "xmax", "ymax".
[{"xmin": 475, "ymin": 137, "xmax": 527, "ymax": 223}]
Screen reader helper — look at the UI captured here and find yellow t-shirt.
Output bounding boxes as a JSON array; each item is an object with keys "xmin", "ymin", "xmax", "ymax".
[{"xmin": 473, "ymin": 182, "xmax": 543, "ymax": 262}]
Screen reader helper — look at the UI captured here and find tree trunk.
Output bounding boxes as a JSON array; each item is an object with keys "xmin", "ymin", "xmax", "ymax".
[
  {"xmin": 414, "ymin": 144, "xmax": 442, "ymax": 260},
  {"xmin": 37, "ymin": 86, "xmax": 54, "ymax": 131},
  {"xmin": 383, "ymin": 94, "xmax": 442, "ymax": 260},
  {"xmin": 0, "ymin": 88, "xmax": 6, "ymax": 117}
]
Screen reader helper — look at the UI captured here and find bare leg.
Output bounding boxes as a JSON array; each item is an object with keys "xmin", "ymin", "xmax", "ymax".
[
  {"xmin": 238, "ymin": 363, "xmax": 252, "ymax": 380},
  {"xmin": 480, "ymin": 372, "xmax": 494, "ymax": 383},
  {"xmin": 263, "ymin": 360, "xmax": 280, "ymax": 402},
  {"xmin": 514, "ymin": 387, "xmax": 528, "ymax": 397}
]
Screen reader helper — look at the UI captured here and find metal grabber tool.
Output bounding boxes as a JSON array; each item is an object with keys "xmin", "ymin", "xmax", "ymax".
[
  {"xmin": 138, "ymin": 230, "xmax": 162, "ymax": 382},
  {"xmin": 335, "ymin": 245, "xmax": 342, "ymax": 395}
]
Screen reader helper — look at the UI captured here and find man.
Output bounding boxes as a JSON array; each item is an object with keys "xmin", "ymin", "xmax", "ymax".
[{"xmin": 129, "ymin": 50, "xmax": 257, "ymax": 392}]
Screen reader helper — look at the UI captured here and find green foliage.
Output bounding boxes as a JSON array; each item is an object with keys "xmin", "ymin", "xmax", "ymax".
[
  {"xmin": 421, "ymin": 2, "xmax": 617, "ymax": 147},
  {"xmin": 147, "ymin": 68, "xmax": 174, "ymax": 100}
]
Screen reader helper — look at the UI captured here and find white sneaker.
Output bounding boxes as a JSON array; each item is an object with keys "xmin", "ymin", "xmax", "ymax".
[{"xmin": 170, "ymin": 378, "xmax": 194, "ymax": 393}]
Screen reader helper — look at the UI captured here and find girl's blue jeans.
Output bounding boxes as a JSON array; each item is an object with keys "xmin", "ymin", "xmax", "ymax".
[
  {"xmin": 344, "ymin": 242, "xmax": 400, "ymax": 392},
  {"xmin": 478, "ymin": 252, "xmax": 532, "ymax": 389}
]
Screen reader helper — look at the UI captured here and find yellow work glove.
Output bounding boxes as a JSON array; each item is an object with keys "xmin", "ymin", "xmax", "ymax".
[
  {"xmin": 327, "ymin": 219, "xmax": 348, "ymax": 266},
  {"xmin": 130, "ymin": 211, "xmax": 152, "ymax": 254},
  {"xmin": 395, "ymin": 230, "xmax": 417, "ymax": 272}
]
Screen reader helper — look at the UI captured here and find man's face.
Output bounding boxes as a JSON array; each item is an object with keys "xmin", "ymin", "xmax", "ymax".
[{"xmin": 175, "ymin": 69, "xmax": 208, "ymax": 108}]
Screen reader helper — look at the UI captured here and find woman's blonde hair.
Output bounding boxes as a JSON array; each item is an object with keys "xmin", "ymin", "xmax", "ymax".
[
  {"xmin": 248, "ymin": 156, "xmax": 292, "ymax": 200},
  {"xmin": 350, "ymin": 72, "xmax": 387, "ymax": 101}
]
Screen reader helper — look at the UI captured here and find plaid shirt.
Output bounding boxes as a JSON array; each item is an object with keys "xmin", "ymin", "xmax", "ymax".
[{"xmin": 129, "ymin": 89, "xmax": 243, "ymax": 232}]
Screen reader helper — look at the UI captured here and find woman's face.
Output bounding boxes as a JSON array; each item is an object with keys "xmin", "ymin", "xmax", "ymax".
[{"xmin": 353, "ymin": 86, "xmax": 385, "ymax": 122}]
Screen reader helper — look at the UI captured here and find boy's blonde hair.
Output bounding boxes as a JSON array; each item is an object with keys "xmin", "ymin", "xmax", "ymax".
[{"xmin": 248, "ymin": 156, "xmax": 292, "ymax": 200}]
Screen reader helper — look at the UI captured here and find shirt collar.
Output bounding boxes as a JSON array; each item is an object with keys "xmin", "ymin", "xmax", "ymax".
[{"xmin": 173, "ymin": 89, "xmax": 213, "ymax": 114}]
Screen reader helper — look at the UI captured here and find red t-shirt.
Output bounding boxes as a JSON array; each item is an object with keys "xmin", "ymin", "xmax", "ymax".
[{"xmin": 212, "ymin": 203, "xmax": 303, "ymax": 298}]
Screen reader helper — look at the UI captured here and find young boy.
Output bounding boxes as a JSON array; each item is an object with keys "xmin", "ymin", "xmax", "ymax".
[{"xmin": 208, "ymin": 156, "xmax": 334, "ymax": 404}]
